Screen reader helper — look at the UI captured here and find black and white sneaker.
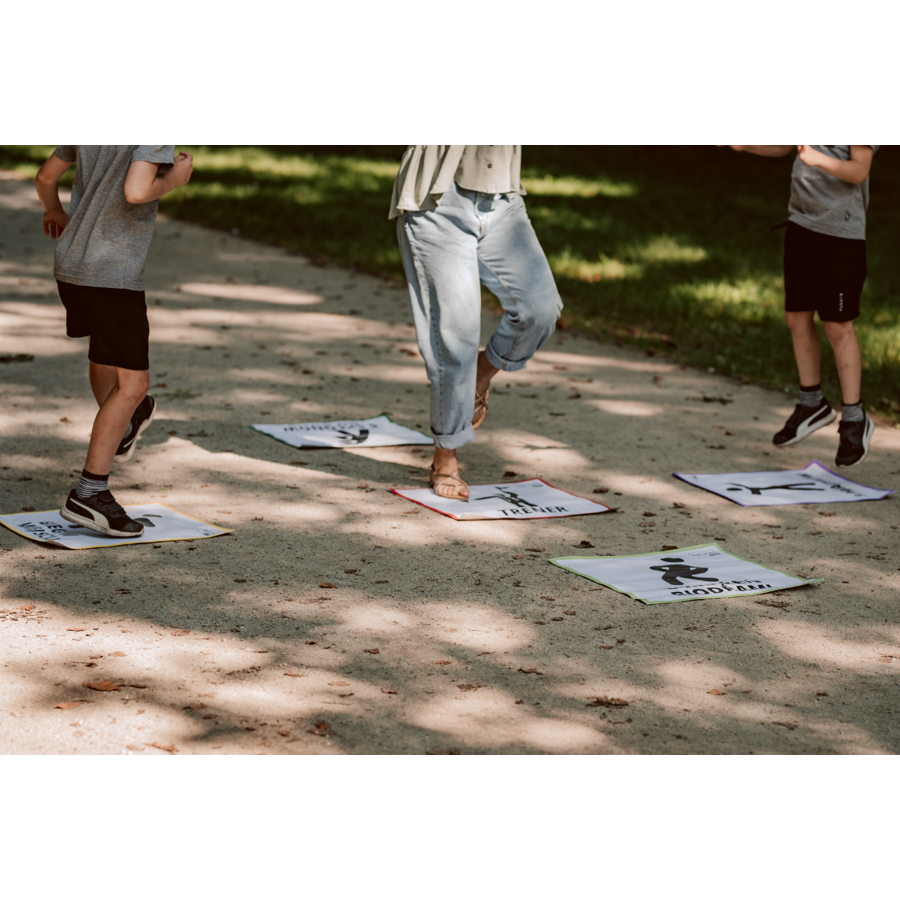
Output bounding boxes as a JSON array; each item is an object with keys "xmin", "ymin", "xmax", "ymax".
[
  {"xmin": 60, "ymin": 490, "xmax": 144, "ymax": 537},
  {"xmin": 835, "ymin": 414, "xmax": 874, "ymax": 468},
  {"xmin": 115, "ymin": 395, "xmax": 156, "ymax": 462},
  {"xmin": 773, "ymin": 398, "xmax": 836, "ymax": 448}
]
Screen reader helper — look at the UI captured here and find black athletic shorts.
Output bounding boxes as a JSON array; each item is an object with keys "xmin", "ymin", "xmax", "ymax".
[
  {"xmin": 57, "ymin": 280, "xmax": 150, "ymax": 370},
  {"xmin": 783, "ymin": 222, "xmax": 866, "ymax": 322}
]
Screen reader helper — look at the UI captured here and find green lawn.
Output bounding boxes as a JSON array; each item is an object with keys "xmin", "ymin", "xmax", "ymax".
[{"xmin": 4, "ymin": 144, "xmax": 898, "ymax": 418}]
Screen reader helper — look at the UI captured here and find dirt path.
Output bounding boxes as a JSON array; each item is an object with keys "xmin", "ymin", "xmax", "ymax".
[{"xmin": 1, "ymin": 171, "xmax": 898, "ymax": 755}]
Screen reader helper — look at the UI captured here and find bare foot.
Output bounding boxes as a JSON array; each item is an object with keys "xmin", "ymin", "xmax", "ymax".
[
  {"xmin": 430, "ymin": 447, "xmax": 469, "ymax": 500},
  {"xmin": 472, "ymin": 349, "xmax": 500, "ymax": 429}
]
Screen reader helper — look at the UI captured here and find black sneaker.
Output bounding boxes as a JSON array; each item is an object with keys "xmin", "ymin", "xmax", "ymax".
[
  {"xmin": 115, "ymin": 395, "xmax": 156, "ymax": 462},
  {"xmin": 773, "ymin": 399, "xmax": 836, "ymax": 448},
  {"xmin": 60, "ymin": 490, "xmax": 144, "ymax": 538},
  {"xmin": 835, "ymin": 414, "xmax": 874, "ymax": 468}
]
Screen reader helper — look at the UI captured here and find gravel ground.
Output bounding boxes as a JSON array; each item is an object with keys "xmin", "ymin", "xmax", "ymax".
[{"xmin": 1, "ymin": 170, "xmax": 898, "ymax": 755}]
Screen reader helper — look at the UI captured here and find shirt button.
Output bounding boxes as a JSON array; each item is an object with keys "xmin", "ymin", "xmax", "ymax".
[{"xmin": 487, "ymin": 163, "xmax": 493, "ymax": 168}]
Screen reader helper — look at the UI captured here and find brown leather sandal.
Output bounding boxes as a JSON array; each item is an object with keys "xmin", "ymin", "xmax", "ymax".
[
  {"xmin": 472, "ymin": 387, "xmax": 490, "ymax": 429},
  {"xmin": 429, "ymin": 465, "xmax": 469, "ymax": 501}
]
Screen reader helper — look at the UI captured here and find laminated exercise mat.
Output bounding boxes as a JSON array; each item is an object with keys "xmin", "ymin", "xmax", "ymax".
[
  {"xmin": 673, "ymin": 460, "xmax": 894, "ymax": 507},
  {"xmin": 551, "ymin": 543, "xmax": 821, "ymax": 604},
  {"xmin": 0, "ymin": 503, "xmax": 232, "ymax": 549},
  {"xmin": 252, "ymin": 415, "xmax": 433, "ymax": 449},
  {"xmin": 392, "ymin": 478, "xmax": 613, "ymax": 521}
]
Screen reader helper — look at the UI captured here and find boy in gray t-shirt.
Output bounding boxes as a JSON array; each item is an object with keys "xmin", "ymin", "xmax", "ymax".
[
  {"xmin": 727, "ymin": 144, "xmax": 877, "ymax": 467},
  {"xmin": 35, "ymin": 145, "xmax": 193, "ymax": 537}
]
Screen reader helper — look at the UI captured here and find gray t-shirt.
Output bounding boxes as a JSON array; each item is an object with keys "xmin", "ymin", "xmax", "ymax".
[
  {"xmin": 53, "ymin": 145, "xmax": 176, "ymax": 291},
  {"xmin": 788, "ymin": 145, "xmax": 878, "ymax": 240}
]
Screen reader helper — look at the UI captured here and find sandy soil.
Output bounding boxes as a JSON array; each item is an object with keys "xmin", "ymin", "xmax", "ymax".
[{"xmin": 1, "ymin": 171, "xmax": 898, "ymax": 755}]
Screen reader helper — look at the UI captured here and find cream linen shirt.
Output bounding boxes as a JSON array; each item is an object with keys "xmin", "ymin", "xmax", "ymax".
[{"xmin": 389, "ymin": 145, "xmax": 525, "ymax": 219}]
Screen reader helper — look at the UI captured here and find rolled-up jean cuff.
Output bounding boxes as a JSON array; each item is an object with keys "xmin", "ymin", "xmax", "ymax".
[
  {"xmin": 433, "ymin": 423, "xmax": 476, "ymax": 450},
  {"xmin": 484, "ymin": 338, "xmax": 528, "ymax": 372}
]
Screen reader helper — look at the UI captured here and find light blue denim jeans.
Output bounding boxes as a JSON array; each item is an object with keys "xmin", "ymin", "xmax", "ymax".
[{"xmin": 397, "ymin": 182, "xmax": 562, "ymax": 450}]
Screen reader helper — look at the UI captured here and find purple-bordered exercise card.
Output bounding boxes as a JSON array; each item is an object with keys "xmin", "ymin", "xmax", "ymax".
[{"xmin": 672, "ymin": 460, "xmax": 894, "ymax": 507}]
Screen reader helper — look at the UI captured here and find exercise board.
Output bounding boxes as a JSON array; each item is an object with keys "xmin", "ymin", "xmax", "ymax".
[
  {"xmin": 252, "ymin": 415, "xmax": 432, "ymax": 449},
  {"xmin": 673, "ymin": 460, "xmax": 893, "ymax": 507},
  {"xmin": 392, "ymin": 478, "xmax": 613, "ymax": 521},
  {"xmin": 0, "ymin": 503, "xmax": 232, "ymax": 549},
  {"xmin": 551, "ymin": 543, "xmax": 821, "ymax": 604}
]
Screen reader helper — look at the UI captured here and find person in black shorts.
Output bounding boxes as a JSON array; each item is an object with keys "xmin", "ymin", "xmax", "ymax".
[
  {"xmin": 727, "ymin": 145, "xmax": 877, "ymax": 467},
  {"xmin": 35, "ymin": 146, "xmax": 193, "ymax": 537}
]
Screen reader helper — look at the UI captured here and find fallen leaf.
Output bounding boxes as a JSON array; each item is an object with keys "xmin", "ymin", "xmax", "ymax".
[
  {"xmin": 512, "ymin": 555, "xmax": 523, "ymax": 560},
  {"xmin": 707, "ymin": 689, "xmax": 725, "ymax": 696},
  {"xmin": 110, "ymin": 651, "xmax": 126, "ymax": 657},
  {"xmin": 503, "ymin": 471, "xmax": 518, "ymax": 478},
  {"xmin": 601, "ymin": 645, "xmax": 613, "ymax": 650},
  {"xmin": 344, "ymin": 569, "xmax": 358, "ymax": 574},
  {"xmin": 305, "ymin": 640, "xmax": 317, "ymax": 645},
  {"xmin": 328, "ymin": 682, "xmax": 351, "ymax": 686},
  {"xmin": 818, "ymin": 511, "xmax": 836, "ymax": 517},
  {"xmin": 202, "ymin": 713, "xmax": 217, "ymax": 719},
  {"xmin": 84, "ymin": 662, "xmax": 98, "ymax": 668},
  {"xmin": 576, "ymin": 540, "xmax": 594, "ymax": 548},
  {"xmin": 170, "ymin": 629, "xmax": 191, "ymax": 636},
  {"xmin": 756, "ymin": 599, "xmax": 789, "ymax": 610},
  {"xmin": 123, "ymin": 683, "xmax": 148, "ymax": 689},
  {"xmin": 381, "ymin": 688, "xmax": 398, "ymax": 695},
  {"xmin": 60, "ymin": 416, "xmax": 72, "ymax": 423},
  {"xmin": 21, "ymin": 506, "xmax": 35, "ymax": 511},
  {"xmin": 277, "ymin": 729, "xmax": 290, "ymax": 737},
  {"xmin": 284, "ymin": 671, "xmax": 306, "ymax": 677},
  {"xmin": 307, "ymin": 721, "xmax": 332, "ymax": 737},
  {"xmin": 457, "ymin": 683, "xmax": 482, "ymax": 691},
  {"xmin": 586, "ymin": 696, "xmax": 629, "ymax": 708},
  {"xmin": 363, "ymin": 648, "xmax": 380, "ymax": 655},
  {"xmin": 234, "ymin": 578, "xmax": 247, "ymax": 583},
  {"xmin": 55, "ymin": 701, "xmax": 82, "ymax": 710},
  {"xmin": 772, "ymin": 721, "xmax": 797, "ymax": 731},
  {"xmin": 125, "ymin": 744, "xmax": 144, "ymax": 751},
  {"xmin": 518, "ymin": 667, "xmax": 543, "ymax": 675},
  {"xmin": 19, "ymin": 605, "xmax": 36, "ymax": 611},
  {"xmin": 435, "ymin": 660, "xmax": 452, "ymax": 665},
  {"xmin": 147, "ymin": 742, "xmax": 178, "ymax": 753},
  {"xmin": 525, "ymin": 548, "xmax": 545, "ymax": 553},
  {"xmin": 616, "ymin": 638, "xmax": 626, "ymax": 644},
  {"xmin": 338, "ymin": 692, "xmax": 354, "ymax": 698},
  {"xmin": 183, "ymin": 703, "xmax": 207, "ymax": 711},
  {"xmin": 425, "ymin": 748, "xmax": 461, "ymax": 755},
  {"xmin": 564, "ymin": 610, "xmax": 576, "ymax": 616},
  {"xmin": 551, "ymin": 616, "xmax": 564, "ymax": 621},
  {"xmin": 816, "ymin": 691, "xmax": 829, "ymax": 697},
  {"xmin": 643, "ymin": 511, "xmax": 657, "ymax": 518},
  {"xmin": 320, "ymin": 582, "xmax": 336, "ymax": 589},
  {"xmin": 83, "ymin": 680, "xmax": 121, "ymax": 692},
  {"xmin": 592, "ymin": 487, "xmax": 609, "ymax": 494},
  {"xmin": 662, "ymin": 545, "xmax": 679, "ymax": 551},
  {"xmin": 67, "ymin": 628, "xmax": 85, "ymax": 632}
]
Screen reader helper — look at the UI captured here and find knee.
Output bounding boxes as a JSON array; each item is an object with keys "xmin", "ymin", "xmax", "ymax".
[
  {"xmin": 522, "ymin": 292, "xmax": 563, "ymax": 335},
  {"xmin": 822, "ymin": 320, "xmax": 856, "ymax": 344},
  {"xmin": 118, "ymin": 370, "xmax": 149, "ymax": 404}
]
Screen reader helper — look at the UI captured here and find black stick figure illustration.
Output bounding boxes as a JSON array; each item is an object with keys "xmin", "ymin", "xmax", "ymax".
[
  {"xmin": 334, "ymin": 428, "xmax": 370, "ymax": 445},
  {"xmin": 475, "ymin": 488, "xmax": 540, "ymax": 509},
  {"xmin": 725, "ymin": 482, "xmax": 824, "ymax": 495},
  {"xmin": 648, "ymin": 557, "xmax": 720, "ymax": 586},
  {"xmin": 133, "ymin": 514, "xmax": 163, "ymax": 527}
]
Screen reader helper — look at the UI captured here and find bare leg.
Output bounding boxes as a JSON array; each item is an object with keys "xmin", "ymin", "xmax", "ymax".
[
  {"xmin": 822, "ymin": 320, "xmax": 862, "ymax": 405},
  {"xmin": 89, "ymin": 360, "xmax": 118, "ymax": 406},
  {"xmin": 472, "ymin": 349, "xmax": 500, "ymax": 428},
  {"xmin": 84, "ymin": 367, "xmax": 149, "ymax": 475},
  {"xmin": 430, "ymin": 446, "xmax": 469, "ymax": 500},
  {"xmin": 785, "ymin": 311, "xmax": 822, "ymax": 387}
]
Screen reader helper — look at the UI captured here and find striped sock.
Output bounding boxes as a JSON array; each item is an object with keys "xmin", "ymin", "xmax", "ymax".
[
  {"xmin": 75, "ymin": 469, "xmax": 108, "ymax": 500},
  {"xmin": 799, "ymin": 383, "xmax": 823, "ymax": 407},
  {"xmin": 841, "ymin": 402, "xmax": 864, "ymax": 423}
]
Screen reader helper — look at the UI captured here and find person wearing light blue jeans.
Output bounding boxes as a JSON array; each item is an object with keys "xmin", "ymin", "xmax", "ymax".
[{"xmin": 391, "ymin": 146, "xmax": 562, "ymax": 500}]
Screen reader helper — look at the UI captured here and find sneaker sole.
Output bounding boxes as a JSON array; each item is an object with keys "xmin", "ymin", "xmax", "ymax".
[
  {"xmin": 774, "ymin": 407, "xmax": 837, "ymax": 448},
  {"xmin": 836, "ymin": 418, "xmax": 874, "ymax": 468},
  {"xmin": 114, "ymin": 399, "xmax": 157, "ymax": 463},
  {"xmin": 60, "ymin": 504, "xmax": 144, "ymax": 538}
]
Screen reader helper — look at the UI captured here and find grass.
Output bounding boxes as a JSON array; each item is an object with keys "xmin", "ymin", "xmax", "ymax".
[{"xmin": 3, "ymin": 144, "xmax": 899, "ymax": 418}]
